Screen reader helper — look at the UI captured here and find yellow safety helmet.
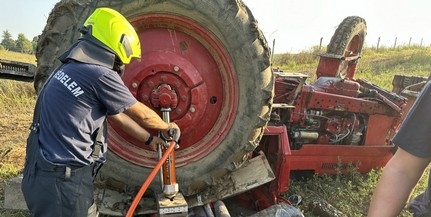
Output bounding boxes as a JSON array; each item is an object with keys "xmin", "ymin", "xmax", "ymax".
[{"xmin": 83, "ymin": 7, "xmax": 141, "ymax": 64}]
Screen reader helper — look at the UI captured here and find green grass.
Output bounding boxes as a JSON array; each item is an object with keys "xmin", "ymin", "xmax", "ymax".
[
  {"xmin": 274, "ymin": 46, "xmax": 431, "ymax": 86},
  {"xmin": 288, "ymin": 169, "xmax": 380, "ymax": 216}
]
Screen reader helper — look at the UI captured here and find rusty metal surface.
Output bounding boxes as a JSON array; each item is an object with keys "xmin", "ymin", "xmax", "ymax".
[
  {"xmin": 94, "ymin": 152, "xmax": 274, "ymax": 215},
  {"xmin": 185, "ymin": 152, "xmax": 275, "ymax": 207},
  {"xmin": 0, "ymin": 59, "xmax": 35, "ymax": 78},
  {"xmin": 157, "ymin": 192, "xmax": 188, "ymax": 217}
]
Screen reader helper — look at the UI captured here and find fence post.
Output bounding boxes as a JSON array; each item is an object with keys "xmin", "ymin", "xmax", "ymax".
[
  {"xmin": 393, "ymin": 37, "xmax": 397, "ymax": 49},
  {"xmin": 376, "ymin": 37, "xmax": 380, "ymax": 51},
  {"xmin": 409, "ymin": 37, "xmax": 412, "ymax": 46},
  {"xmin": 319, "ymin": 37, "xmax": 323, "ymax": 51}
]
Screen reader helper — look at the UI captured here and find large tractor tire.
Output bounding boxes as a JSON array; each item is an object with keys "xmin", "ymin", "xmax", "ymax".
[
  {"xmin": 35, "ymin": 0, "xmax": 273, "ymax": 197},
  {"xmin": 326, "ymin": 16, "xmax": 366, "ymax": 78}
]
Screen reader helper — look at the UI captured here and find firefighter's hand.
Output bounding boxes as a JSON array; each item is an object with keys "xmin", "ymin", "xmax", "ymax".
[
  {"xmin": 146, "ymin": 135, "xmax": 164, "ymax": 151},
  {"xmin": 162, "ymin": 122, "xmax": 181, "ymax": 143}
]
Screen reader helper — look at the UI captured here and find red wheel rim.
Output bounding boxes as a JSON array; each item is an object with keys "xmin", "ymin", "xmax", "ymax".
[
  {"xmin": 346, "ymin": 34, "xmax": 363, "ymax": 57},
  {"xmin": 108, "ymin": 14, "xmax": 238, "ymax": 167}
]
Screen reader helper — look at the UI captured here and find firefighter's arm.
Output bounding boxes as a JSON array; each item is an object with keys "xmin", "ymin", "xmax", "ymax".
[
  {"xmin": 108, "ymin": 113, "xmax": 164, "ymax": 150},
  {"xmin": 123, "ymin": 102, "xmax": 180, "ymax": 139},
  {"xmin": 367, "ymin": 147, "xmax": 431, "ymax": 217}
]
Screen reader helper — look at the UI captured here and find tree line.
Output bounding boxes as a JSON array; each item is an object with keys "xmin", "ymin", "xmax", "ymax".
[{"xmin": 0, "ymin": 30, "xmax": 38, "ymax": 54}]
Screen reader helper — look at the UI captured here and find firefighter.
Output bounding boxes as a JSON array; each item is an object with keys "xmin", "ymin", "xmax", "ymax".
[
  {"xmin": 368, "ymin": 81, "xmax": 431, "ymax": 216},
  {"xmin": 21, "ymin": 7, "xmax": 180, "ymax": 217}
]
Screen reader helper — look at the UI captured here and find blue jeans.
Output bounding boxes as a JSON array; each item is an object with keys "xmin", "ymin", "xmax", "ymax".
[{"xmin": 408, "ymin": 186, "xmax": 431, "ymax": 217}]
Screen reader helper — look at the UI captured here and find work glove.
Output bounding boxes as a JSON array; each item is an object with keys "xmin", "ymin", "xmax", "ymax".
[{"xmin": 162, "ymin": 122, "xmax": 181, "ymax": 143}]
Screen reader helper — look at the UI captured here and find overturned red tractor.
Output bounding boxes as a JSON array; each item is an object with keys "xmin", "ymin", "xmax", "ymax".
[
  {"xmin": 239, "ymin": 16, "xmax": 407, "ymax": 210},
  {"xmin": 33, "ymin": 0, "xmax": 407, "ymax": 215}
]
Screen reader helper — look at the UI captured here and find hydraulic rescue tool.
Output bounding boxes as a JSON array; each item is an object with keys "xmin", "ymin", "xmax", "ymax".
[
  {"xmin": 157, "ymin": 106, "xmax": 187, "ymax": 217},
  {"xmin": 126, "ymin": 84, "xmax": 187, "ymax": 217}
]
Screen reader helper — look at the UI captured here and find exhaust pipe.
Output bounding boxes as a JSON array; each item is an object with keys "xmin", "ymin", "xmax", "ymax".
[{"xmin": 214, "ymin": 200, "xmax": 231, "ymax": 217}]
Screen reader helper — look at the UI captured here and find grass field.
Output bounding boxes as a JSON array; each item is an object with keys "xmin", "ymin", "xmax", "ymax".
[{"xmin": 0, "ymin": 47, "xmax": 430, "ymax": 216}]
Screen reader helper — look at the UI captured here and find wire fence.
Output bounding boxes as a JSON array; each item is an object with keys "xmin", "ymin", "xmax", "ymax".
[{"xmin": 317, "ymin": 37, "xmax": 430, "ymax": 51}]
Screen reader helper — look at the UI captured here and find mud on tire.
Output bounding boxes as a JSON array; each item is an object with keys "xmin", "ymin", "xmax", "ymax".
[
  {"xmin": 326, "ymin": 16, "xmax": 366, "ymax": 78},
  {"xmin": 327, "ymin": 16, "xmax": 366, "ymax": 56}
]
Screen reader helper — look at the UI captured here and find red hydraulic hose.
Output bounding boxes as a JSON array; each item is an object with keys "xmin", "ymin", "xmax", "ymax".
[{"xmin": 125, "ymin": 141, "xmax": 176, "ymax": 217}]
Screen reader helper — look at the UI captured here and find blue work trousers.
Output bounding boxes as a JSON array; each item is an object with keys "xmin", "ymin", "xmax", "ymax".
[{"xmin": 21, "ymin": 150, "xmax": 98, "ymax": 217}]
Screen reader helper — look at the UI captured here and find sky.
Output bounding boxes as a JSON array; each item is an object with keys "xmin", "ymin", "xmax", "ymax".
[{"xmin": 1, "ymin": 0, "xmax": 430, "ymax": 53}]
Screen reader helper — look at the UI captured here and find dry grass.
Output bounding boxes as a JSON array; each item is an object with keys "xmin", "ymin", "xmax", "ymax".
[
  {"xmin": 0, "ymin": 79, "xmax": 34, "ymax": 217},
  {"xmin": 0, "ymin": 79, "xmax": 35, "ymax": 176},
  {"xmin": 0, "ymin": 50, "xmax": 36, "ymax": 64}
]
